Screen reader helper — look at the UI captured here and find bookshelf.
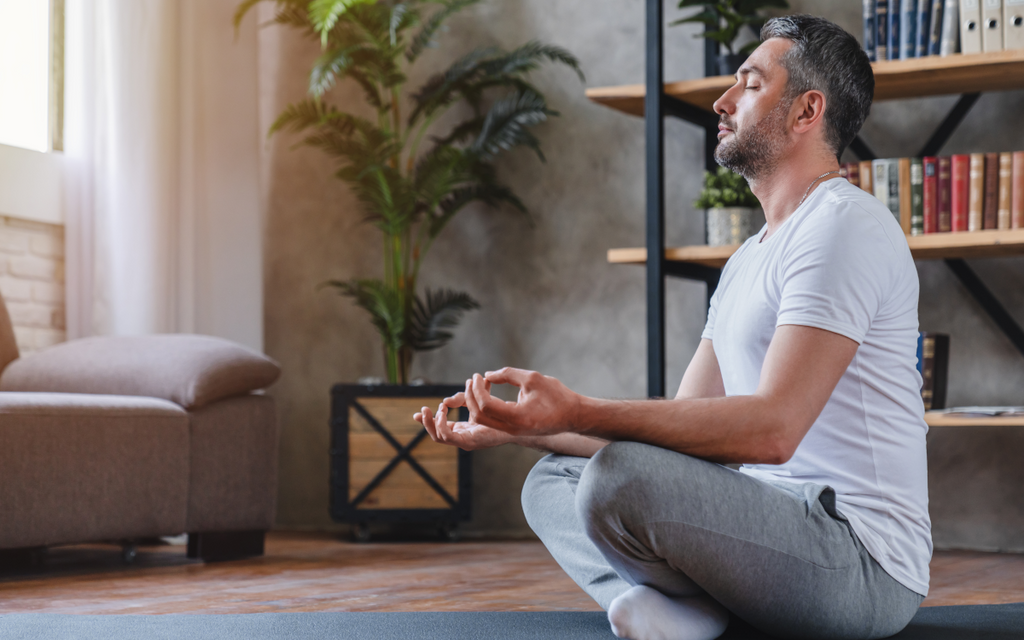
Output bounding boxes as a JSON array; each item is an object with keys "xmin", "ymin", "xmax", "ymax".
[
  {"xmin": 594, "ymin": 9, "xmax": 1024, "ymax": 398},
  {"xmin": 607, "ymin": 229, "xmax": 1024, "ymax": 269}
]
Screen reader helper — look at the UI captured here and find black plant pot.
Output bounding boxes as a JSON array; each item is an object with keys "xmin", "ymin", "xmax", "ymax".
[
  {"xmin": 329, "ymin": 383, "xmax": 472, "ymax": 542},
  {"xmin": 716, "ymin": 53, "xmax": 748, "ymax": 77}
]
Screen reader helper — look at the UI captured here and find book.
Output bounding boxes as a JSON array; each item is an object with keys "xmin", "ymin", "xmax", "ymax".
[
  {"xmin": 845, "ymin": 162, "xmax": 861, "ymax": 189},
  {"xmin": 1013, "ymin": 151, "xmax": 1024, "ymax": 228},
  {"xmin": 918, "ymin": 0, "xmax": 934, "ymax": 54},
  {"xmin": 889, "ymin": 159, "xmax": 903, "ymax": 224},
  {"xmin": 961, "ymin": 0, "xmax": 983, "ymax": 54},
  {"xmin": 998, "ymin": 152, "xmax": 1012, "ymax": 229},
  {"xmin": 929, "ymin": 0, "xmax": 946, "ymax": 54},
  {"xmin": 968, "ymin": 152, "xmax": 984, "ymax": 231},
  {"xmin": 982, "ymin": 0, "xmax": 1004, "ymax": 52},
  {"xmin": 923, "ymin": 156, "xmax": 938, "ymax": 233},
  {"xmin": 941, "ymin": 0, "xmax": 961, "ymax": 55},
  {"xmin": 1007, "ymin": 0, "xmax": 1024, "ymax": 50},
  {"xmin": 859, "ymin": 160, "xmax": 874, "ymax": 194},
  {"xmin": 877, "ymin": 0, "xmax": 890, "ymax": 59},
  {"xmin": 903, "ymin": 0, "xmax": 920, "ymax": 57},
  {"xmin": 911, "ymin": 157, "xmax": 925, "ymax": 235},
  {"xmin": 951, "ymin": 154, "xmax": 970, "ymax": 231},
  {"xmin": 890, "ymin": 0, "xmax": 902, "ymax": 60},
  {"xmin": 917, "ymin": 332, "xmax": 950, "ymax": 410},
  {"xmin": 899, "ymin": 157, "xmax": 913, "ymax": 234},
  {"xmin": 873, "ymin": 158, "xmax": 901, "ymax": 222},
  {"xmin": 938, "ymin": 156, "xmax": 954, "ymax": 231},
  {"xmin": 865, "ymin": 0, "xmax": 877, "ymax": 60},
  {"xmin": 983, "ymin": 152, "xmax": 999, "ymax": 229}
]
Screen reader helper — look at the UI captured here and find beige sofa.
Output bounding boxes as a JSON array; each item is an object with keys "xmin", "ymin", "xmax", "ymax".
[{"xmin": 0, "ymin": 298, "xmax": 280, "ymax": 562}]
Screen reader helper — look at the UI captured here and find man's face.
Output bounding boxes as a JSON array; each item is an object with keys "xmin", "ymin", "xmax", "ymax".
[{"xmin": 712, "ymin": 39, "xmax": 795, "ymax": 181}]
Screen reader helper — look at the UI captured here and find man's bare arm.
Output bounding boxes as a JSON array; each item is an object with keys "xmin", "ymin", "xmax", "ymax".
[
  {"xmin": 460, "ymin": 324, "xmax": 858, "ymax": 465},
  {"xmin": 675, "ymin": 339, "xmax": 726, "ymax": 400}
]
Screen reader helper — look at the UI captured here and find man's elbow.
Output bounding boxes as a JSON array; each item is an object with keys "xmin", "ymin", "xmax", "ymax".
[{"xmin": 753, "ymin": 420, "xmax": 802, "ymax": 465}]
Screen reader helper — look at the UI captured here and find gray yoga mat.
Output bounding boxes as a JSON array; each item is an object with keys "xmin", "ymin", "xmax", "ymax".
[{"xmin": 0, "ymin": 604, "xmax": 1021, "ymax": 639}]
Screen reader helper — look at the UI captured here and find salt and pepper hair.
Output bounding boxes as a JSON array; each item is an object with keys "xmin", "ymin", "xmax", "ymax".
[{"xmin": 759, "ymin": 15, "xmax": 874, "ymax": 159}]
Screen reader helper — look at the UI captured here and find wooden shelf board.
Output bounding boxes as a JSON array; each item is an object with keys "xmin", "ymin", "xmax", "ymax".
[
  {"xmin": 586, "ymin": 49, "xmax": 1024, "ymax": 117},
  {"xmin": 926, "ymin": 412, "xmax": 1024, "ymax": 427},
  {"xmin": 608, "ymin": 228, "xmax": 1024, "ymax": 269}
]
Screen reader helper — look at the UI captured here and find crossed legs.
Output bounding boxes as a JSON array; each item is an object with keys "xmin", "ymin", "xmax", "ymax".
[{"xmin": 522, "ymin": 442, "xmax": 923, "ymax": 640}]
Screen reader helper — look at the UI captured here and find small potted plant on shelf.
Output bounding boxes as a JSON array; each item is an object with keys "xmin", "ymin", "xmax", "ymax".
[
  {"xmin": 235, "ymin": 0, "xmax": 582, "ymax": 542},
  {"xmin": 671, "ymin": 0, "xmax": 789, "ymax": 76},
  {"xmin": 695, "ymin": 167, "xmax": 762, "ymax": 246}
]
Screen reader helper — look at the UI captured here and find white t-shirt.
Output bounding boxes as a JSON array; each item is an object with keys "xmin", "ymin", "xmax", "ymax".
[{"xmin": 702, "ymin": 177, "xmax": 932, "ymax": 596}]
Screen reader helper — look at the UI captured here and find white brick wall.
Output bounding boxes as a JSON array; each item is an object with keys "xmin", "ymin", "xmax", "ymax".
[{"xmin": 0, "ymin": 217, "xmax": 65, "ymax": 353}]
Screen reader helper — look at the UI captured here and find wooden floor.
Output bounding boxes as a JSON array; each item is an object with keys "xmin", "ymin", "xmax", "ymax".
[{"xmin": 0, "ymin": 532, "xmax": 1022, "ymax": 614}]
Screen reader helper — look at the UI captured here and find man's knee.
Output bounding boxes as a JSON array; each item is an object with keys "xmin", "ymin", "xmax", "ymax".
[{"xmin": 576, "ymin": 441, "xmax": 657, "ymax": 532}]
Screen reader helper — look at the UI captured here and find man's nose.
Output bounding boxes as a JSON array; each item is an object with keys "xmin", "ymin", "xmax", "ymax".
[{"xmin": 713, "ymin": 86, "xmax": 738, "ymax": 116}]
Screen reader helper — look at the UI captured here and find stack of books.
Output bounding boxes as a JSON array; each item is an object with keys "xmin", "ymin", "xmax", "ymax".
[
  {"xmin": 841, "ymin": 152, "xmax": 1024, "ymax": 236},
  {"xmin": 862, "ymin": 0, "xmax": 1024, "ymax": 61}
]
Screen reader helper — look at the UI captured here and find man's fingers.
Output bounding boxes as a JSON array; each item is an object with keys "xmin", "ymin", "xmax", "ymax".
[
  {"xmin": 419, "ymin": 405, "xmax": 441, "ymax": 442},
  {"xmin": 434, "ymin": 402, "xmax": 455, "ymax": 442},
  {"xmin": 484, "ymin": 367, "xmax": 535, "ymax": 387},
  {"xmin": 471, "ymin": 373, "xmax": 521, "ymax": 428},
  {"xmin": 463, "ymin": 377, "xmax": 482, "ymax": 417},
  {"xmin": 443, "ymin": 392, "xmax": 467, "ymax": 409}
]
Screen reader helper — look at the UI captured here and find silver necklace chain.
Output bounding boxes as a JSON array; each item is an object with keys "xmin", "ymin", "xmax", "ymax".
[{"xmin": 798, "ymin": 169, "xmax": 842, "ymax": 206}]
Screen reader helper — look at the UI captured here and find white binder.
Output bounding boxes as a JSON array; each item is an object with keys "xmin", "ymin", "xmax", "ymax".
[
  {"xmin": 961, "ymin": 0, "xmax": 983, "ymax": 53},
  {"xmin": 982, "ymin": 0, "xmax": 1003, "ymax": 51},
  {"xmin": 1006, "ymin": 0, "xmax": 1024, "ymax": 49}
]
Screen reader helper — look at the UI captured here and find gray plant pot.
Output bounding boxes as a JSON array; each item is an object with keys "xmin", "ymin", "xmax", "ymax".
[{"xmin": 706, "ymin": 207, "xmax": 762, "ymax": 247}]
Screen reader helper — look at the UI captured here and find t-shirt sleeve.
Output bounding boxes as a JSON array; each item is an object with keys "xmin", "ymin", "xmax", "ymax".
[
  {"xmin": 776, "ymin": 204, "xmax": 898, "ymax": 344},
  {"xmin": 701, "ymin": 284, "xmax": 721, "ymax": 341}
]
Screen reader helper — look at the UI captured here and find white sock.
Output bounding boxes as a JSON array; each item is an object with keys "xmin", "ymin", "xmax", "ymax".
[{"xmin": 607, "ymin": 585, "xmax": 729, "ymax": 640}]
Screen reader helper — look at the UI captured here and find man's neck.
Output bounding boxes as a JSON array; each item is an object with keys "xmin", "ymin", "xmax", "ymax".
[{"xmin": 749, "ymin": 150, "xmax": 840, "ymax": 240}]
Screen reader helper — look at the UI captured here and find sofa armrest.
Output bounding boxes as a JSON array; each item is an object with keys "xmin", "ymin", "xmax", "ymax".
[{"xmin": 0, "ymin": 335, "xmax": 280, "ymax": 410}]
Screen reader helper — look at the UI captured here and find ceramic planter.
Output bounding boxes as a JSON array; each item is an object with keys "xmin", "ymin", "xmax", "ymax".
[{"xmin": 706, "ymin": 207, "xmax": 762, "ymax": 247}]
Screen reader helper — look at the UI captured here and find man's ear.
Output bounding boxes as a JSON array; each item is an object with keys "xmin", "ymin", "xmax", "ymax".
[{"xmin": 791, "ymin": 90, "xmax": 827, "ymax": 135}]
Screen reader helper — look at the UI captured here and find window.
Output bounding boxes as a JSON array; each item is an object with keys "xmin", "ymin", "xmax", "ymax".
[{"xmin": 0, "ymin": 0, "xmax": 62, "ymax": 152}]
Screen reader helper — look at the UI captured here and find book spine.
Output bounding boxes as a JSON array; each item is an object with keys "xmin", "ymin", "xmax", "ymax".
[
  {"xmin": 865, "ymin": 0, "xmax": 877, "ymax": 60},
  {"xmin": 961, "ymin": 0, "xmax": 983, "ymax": 54},
  {"xmin": 859, "ymin": 160, "xmax": 874, "ymax": 193},
  {"xmin": 877, "ymin": 0, "xmax": 890, "ymax": 59},
  {"xmin": 929, "ymin": 0, "xmax": 946, "ymax": 54},
  {"xmin": 890, "ymin": 0, "xmax": 902, "ymax": 59},
  {"xmin": 889, "ymin": 159, "xmax": 903, "ymax": 223},
  {"xmin": 1008, "ymin": 0, "xmax": 1024, "ymax": 50},
  {"xmin": 983, "ymin": 152, "xmax": 999, "ymax": 229},
  {"xmin": 873, "ymin": 158, "xmax": 890, "ymax": 205},
  {"xmin": 931, "ymin": 333, "xmax": 951, "ymax": 410},
  {"xmin": 911, "ymin": 157, "xmax": 925, "ymax": 235},
  {"xmin": 1013, "ymin": 151, "xmax": 1024, "ymax": 228},
  {"xmin": 921, "ymin": 333, "xmax": 935, "ymax": 411},
  {"xmin": 998, "ymin": 151, "xmax": 1012, "ymax": 229},
  {"xmin": 941, "ymin": 0, "xmax": 961, "ymax": 54},
  {"xmin": 968, "ymin": 152, "xmax": 985, "ymax": 231},
  {"xmin": 846, "ymin": 162, "xmax": 861, "ymax": 189},
  {"xmin": 951, "ymin": 154, "xmax": 970, "ymax": 231},
  {"xmin": 899, "ymin": 157, "xmax": 913, "ymax": 234},
  {"xmin": 982, "ymin": 0, "xmax": 1004, "ymax": 52},
  {"xmin": 938, "ymin": 156, "xmax": 954, "ymax": 231},
  {"xmin": 903, "ymin": 0, "xmax": 920, "ymax": 57},
  {"xmin": 918, "ymin": 0, "xmax": 934, "ymax": 55},
  {"xmin": 923, "ymin": 156, "xmax": 938, "ymax": 233}
]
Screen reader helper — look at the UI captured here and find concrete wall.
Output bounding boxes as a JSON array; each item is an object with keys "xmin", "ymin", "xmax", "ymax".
[{"xmin": 260, "ymin": 1, "xmax": 1024, "ymax": 545}]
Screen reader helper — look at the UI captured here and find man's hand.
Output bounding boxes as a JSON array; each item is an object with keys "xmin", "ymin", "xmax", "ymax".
[
  {"xmin": 414, "ymin": 389, "xmax": 516, "ymax": 451},
  {"xmin": 462, "ymin": 368, "xmax": 581, "ymax": 437}
]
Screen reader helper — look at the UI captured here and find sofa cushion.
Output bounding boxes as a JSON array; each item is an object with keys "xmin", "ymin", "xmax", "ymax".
[{"xmin": 0, "ymin": 335, "xmax": 281, "ymax": 410}]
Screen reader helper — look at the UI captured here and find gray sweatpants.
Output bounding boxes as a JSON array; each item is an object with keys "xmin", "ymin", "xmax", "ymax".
[{"xmin": 521, "ymin": 442, "xmax": 924, "ymax": 640}]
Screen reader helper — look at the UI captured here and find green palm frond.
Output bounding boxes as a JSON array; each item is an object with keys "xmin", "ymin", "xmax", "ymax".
[
  {"xmin": 322, "ymin": 278, "xmax": 405, "ymax": 350},
  {"xmin": 470, "ymin": 89, "xmax": 554, "ymax": 161},
  {"xmin": 481, "ymin": 41, "xmax": 585, "ymax": 83},
  {"xmin": 407, "ymin": 0, "xmax": 481, "ymax": 62},
  {"xmin": 429, "ymin": 180, "xmax": 526, "ymax": 238},
  {"xmin": 408, "ymin": 288, "xmax": 480, "ymax": 351},
  {"xmin": 309, "ymin": 0, "xmax": 375, "ymax": 46}
]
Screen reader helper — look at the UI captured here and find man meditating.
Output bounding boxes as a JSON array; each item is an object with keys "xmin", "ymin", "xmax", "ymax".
[{"xmin": 414, "ymin": 15, "xmax": 930, "ymax": 640}]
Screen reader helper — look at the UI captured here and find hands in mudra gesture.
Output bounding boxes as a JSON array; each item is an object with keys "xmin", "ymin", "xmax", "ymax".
[{"xmin": 413, "ymin": 367, "xmax": 581, "ymax": 451}]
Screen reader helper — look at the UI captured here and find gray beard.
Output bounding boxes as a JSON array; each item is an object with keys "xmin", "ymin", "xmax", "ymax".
[{"xmin": 714, "ymin": 98, "xmax": 791, "ymax": 181}]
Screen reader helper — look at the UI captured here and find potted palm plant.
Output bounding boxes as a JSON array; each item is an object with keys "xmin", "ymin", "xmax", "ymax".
[
  {"xmin": 235, "ymin": 0, "xmax": 582, "ymax": 541},
  {"xmin": 672, "ymin": 0, "xmax": 789, "ymax": 76},
  {"xmin": 695, "ymin": 167, "xmax": 762, "ymax": 246}
]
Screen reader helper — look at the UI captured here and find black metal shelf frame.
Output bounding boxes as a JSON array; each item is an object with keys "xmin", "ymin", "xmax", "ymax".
[{"xmin": 642, "ymin": 1, "xmax": 1024, "ymax": 397}]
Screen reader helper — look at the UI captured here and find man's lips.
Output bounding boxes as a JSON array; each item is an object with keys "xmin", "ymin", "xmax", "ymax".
[{"xmin": 717, "ymin": 124, "xmax": 733, "ymax": 138}]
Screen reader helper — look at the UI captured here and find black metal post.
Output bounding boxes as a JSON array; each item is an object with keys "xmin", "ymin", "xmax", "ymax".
[
  {"xmin": 645, "ymin": 0, "xmax": 665, "ymax": 398},
  {"xmin": 917, "ymin": 93, "xmax": 981, "ymax": 158},
  {"xmin": 944, "ymin": 259, "xmax": 1024, "ymax": 359}
]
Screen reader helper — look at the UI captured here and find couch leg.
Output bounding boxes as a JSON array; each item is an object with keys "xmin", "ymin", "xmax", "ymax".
[{"xmin": 187, "ymin": 530, "xmax": 265, "ymax": 562}]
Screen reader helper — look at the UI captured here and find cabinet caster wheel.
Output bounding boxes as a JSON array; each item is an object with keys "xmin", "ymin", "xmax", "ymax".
[
  {"xmin": 353, "ymin": 523, "xmax": 371, "ymax": 543},
  {"xmin": 439, "ymin": 523, "xmax": 461, "ymax": 542},
  {"xmin": 121, "ymin": 543, "xmax": 138, "ymax": 564}
]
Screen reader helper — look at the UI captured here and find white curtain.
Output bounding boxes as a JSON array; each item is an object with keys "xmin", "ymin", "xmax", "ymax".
[{"xmin": 63, "ymin": 0, "xmax": 264, "ymax": 351}]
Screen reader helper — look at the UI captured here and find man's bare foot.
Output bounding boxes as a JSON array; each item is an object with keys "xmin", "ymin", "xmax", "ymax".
[{"xmin": 607, "ymin": 585, "xmax": 729, "ymax": 640}]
